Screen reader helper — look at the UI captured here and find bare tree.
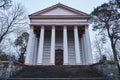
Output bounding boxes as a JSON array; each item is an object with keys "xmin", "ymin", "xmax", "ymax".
[
  {"xmin": 93, "ymin": 34, "xmax": 113, "ymax": 62},
  {"xmin": 0, "ymin": 3, "xmax": 27, "ymax": 44},
  {"xmin": 93, "ymin": 35, "xmax": 103, "ymax": 61},
  {"xmin": 0, "ymin": 0, "xmax": 12, "ymax": 9}
]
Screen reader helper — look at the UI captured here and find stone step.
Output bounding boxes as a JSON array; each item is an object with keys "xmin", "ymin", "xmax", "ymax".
[
  {"xmin": 9, "ymin": 65, "xmax": 108, "ymax": 80},
  {"xmin": 8, "ymin": 77, "xmax": 108, "ymax": 80}
]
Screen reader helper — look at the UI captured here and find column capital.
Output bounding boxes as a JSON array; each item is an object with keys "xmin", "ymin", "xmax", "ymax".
[
  {"xmin": 63, "ymin": 25, "xmax": 67, "ymax": 27},
  {"xmin": 74, "ymin": 25, "xmax": 78, "ymax": 27},
  {"xmin": 52, "ymin": 25, "xmax": 55, "ymax": 29},
  {"xmin": 41, "ymin": 25, "xmax": 45, "ymax": 28},
  {"xmin": 52, "ymin": 25, "xmax": 55, "ymax": 27},
  {"xmin": 74, "ymin": 25, "xmax": 78, "ymax": 29}
]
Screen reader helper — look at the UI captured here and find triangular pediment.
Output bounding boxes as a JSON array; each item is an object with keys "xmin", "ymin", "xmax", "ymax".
[
  {"xmin": 30, "ymin": 3, "xmax": 88, "ymax": 16},
  {"xmin": 41, "ymin": 7, "xmax": 77, "ymax": 15}
]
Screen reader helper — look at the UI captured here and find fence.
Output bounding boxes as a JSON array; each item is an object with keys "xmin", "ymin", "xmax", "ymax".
[
  {"xmin": 0, "ymin": 61, "xmax": 27, "ymax": 80},
  {"xmin": 91, "ymin": 61, "xmax": 120, "ymax": 80}
]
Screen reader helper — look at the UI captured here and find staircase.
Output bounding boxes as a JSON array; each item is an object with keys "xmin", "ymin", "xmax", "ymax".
[
  {"xmin": 8, "ymin": 65, "xmax": 108, "ymax": 80},
  {"xmin": 68, "ymin": 30, "xmax": 76, "ymax": 65},
  {"xmin": 42, "ymin": 30, "xmax": 51, "ymax": 65}
]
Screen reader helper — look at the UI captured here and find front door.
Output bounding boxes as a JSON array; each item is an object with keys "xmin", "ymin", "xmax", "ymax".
[{"xmin": 55, "ymin": 49, "xmax": 63, "ymax": 65}]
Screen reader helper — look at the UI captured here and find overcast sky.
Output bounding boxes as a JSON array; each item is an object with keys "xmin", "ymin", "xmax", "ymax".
[{"xmin": 13, "ymin": 0, "xmax": 109, "ymax": 14}]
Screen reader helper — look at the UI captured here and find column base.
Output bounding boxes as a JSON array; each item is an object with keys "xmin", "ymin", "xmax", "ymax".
[
  {"xmin": 50, "ymin": 63, "xmax": 55, "ymax": 65},
  {"xmin": 25, "ymin": 63, "xmax": 30, "ymax": 65},
  {"xmin": 37, "ymin": 63, "xmax": 42, "ymax": 65},
  {"xmin": 76, "ymin": 63, "xmax": 81, "ymax": 65},
  {"xmin": 63, "ymin": 63, "xmax": 68, "ymax": 65},
  {"xmin": 87, "ymin": 63, "xmax": 93, "ymax": 65}
]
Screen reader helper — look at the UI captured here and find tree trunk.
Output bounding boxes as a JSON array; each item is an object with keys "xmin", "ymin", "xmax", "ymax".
[
  {"xmin": 106, "ymin": 23, "xmax": 120, "ymax": 74},
  {"xmin": 110, "ymin": 37, "xmax": 120, "ymax": 74},
  {"xmin": 18, "ymin": 53, "xmax": 25, "ymax": 63},
  {"xmin": 0, "ymin": 37, "xmax": 3, "ymax": 44}
]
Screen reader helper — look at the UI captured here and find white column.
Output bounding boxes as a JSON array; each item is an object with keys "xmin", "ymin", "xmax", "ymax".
[
  {"xmin": 33, "ymin": 37, "xmax": 38, "ymax": 65},
  {"xmin": 37, "ymin": 26, "xmax": 45, "ymax": 65},
  {"xmin": 50, "ymin": 25, "xmax": 55, "ymax": 65},
  {"xmin": 36, "ymin": 38, "xmax": 39, "ymax": 64},
  {"xmin": 81, "ymin": 37, "xmax": 85, "ymax": 64},
  {"xmin": 63, "ymin": 25, "xmax": 68, "ymax": 65},
  {"xmin": 74, "ymin": 25, "xmax": 81, "ymax": 65},
  {"xmin": 85, "ymin": 25, "xmax": 93, "ymax": 64},
  {"xmin": 30, "ymin": 33, "xmax": 36, "ymax": 65},
  {"xmin": 25, "ymin": 26, "xmax": 34, "ymax": 65},
  {"xmin": 83, "ymin": 34, "xmax": 88, "ymax": 64}
]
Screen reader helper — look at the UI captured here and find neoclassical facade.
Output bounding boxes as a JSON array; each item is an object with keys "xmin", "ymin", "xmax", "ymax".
[{"xmin": 25, "ymin": 3, "xmax": 93, "ymax": 65}]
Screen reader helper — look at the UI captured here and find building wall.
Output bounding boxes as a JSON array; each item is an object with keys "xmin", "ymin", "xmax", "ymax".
[{"xmin": 25, "ymin": 4, "xmax": 93, "ymax": 65}]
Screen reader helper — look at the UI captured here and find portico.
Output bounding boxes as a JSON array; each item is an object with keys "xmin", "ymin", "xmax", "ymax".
[{"xmin": 25, "ymin": 3, "xmax": 93, "ymax": 65}]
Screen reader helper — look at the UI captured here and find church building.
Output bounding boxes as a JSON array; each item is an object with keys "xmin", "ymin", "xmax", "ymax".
[{"xmin": 25, "ymin": 3, "xmax": 93, "ymax": 65}]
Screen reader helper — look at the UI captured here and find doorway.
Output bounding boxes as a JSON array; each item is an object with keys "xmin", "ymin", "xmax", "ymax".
[{"xmin": 55, "ymin": 49, "xmax": 63, "ymax": 65}]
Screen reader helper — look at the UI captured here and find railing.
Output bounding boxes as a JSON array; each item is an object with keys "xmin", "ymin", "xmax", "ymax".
[
  {"xmin": 0, "ymin": 61, "xmax": 27, "ymax": 80},
  {"xmin": 90, "ymin": 61, "xmax": 120, "ymax": 80}
]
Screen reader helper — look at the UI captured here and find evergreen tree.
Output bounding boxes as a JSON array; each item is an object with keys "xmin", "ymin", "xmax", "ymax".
[
  {"xmin": 14, "ymin": 32, "xmax": 29, "ymax": 63},
  {"xmin": 90, "ymin": 1, "xmax": 120, "ymax": 73}
]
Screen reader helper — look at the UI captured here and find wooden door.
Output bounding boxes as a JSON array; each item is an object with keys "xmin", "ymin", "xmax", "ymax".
[{"xmin": 55, "ymin": 50, "xmax": 63, "ymax": 65}]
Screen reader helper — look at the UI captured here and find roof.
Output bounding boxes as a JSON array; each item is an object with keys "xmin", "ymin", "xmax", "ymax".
[{"xmin": 29, "ymin": 3, "xmax": 89, "ymax": 19}]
